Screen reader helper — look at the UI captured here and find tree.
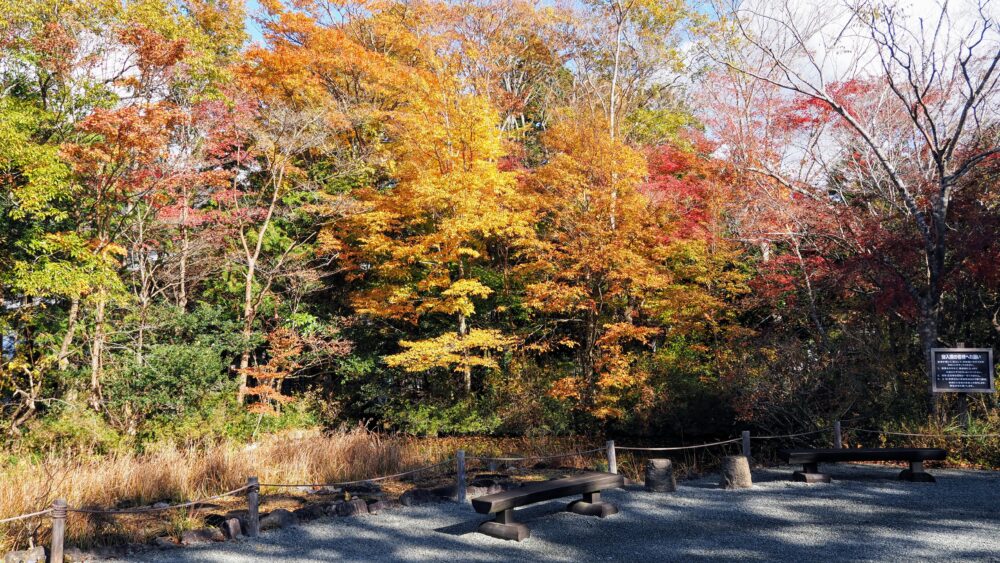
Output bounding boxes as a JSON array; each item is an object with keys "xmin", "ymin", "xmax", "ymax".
[{"xmin": 710, "ymin": 0, "xmax": 1000, "ymax": 414}]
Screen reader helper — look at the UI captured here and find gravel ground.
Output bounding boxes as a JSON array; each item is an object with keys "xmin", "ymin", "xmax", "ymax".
[{"xmin": 117, "ymin": 464, "xmax": 1000, "ymax": 562}]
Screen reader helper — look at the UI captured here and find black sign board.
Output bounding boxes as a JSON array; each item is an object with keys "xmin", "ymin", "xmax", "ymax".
[{"xmin": 931, "ymin": 348, "xmax": 995, "ymax": 393}]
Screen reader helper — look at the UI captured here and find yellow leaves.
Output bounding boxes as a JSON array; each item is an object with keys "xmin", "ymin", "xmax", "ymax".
[
  {"xmin": 548, "ymin": 376, "xmax": 582, "ymax": 401},
  {"xmin": 441, "ymin": 278, "xmax": 492, "ymax": 300},
  {"xmin": 384, "ymin": 329, "xmax": 514, "ymax": 373}
]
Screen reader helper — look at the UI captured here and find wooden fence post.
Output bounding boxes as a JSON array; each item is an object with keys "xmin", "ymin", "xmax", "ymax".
[
  {"xmin": 456, "ymin": 450, "xmax": 466, "ymax": 503},
  {"xmin": 247, "ymin": 476, "xmax": 260, "ymax": 538},
  {"xmin": 50, "ymin": 499, "xmax": 66, "ymax": 563},
  {"xmin": 606, "ymin": 440, "xmax": 617, "ymax": 475},
  {"xmin": 834, "ymin": 420, "xmax": 842, "ymax": 449},
  {"xmin": 742, "ymin": 430, "xmax": 751, "ymax": 459}
]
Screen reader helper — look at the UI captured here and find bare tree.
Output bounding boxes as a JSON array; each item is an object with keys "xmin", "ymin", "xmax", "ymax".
[{"xmin": 710, "ymin": 0, "xmax": 1000, "ymax": 411}]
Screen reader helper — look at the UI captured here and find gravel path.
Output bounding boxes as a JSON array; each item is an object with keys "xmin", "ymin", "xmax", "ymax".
[{"xmin": 118, "ymin": 465, "xmax": 1000, "ymax": 562}]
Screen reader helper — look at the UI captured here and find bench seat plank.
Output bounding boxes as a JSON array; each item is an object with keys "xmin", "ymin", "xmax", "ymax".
[
  {"xmin": 778, "ymin": 448, "xmax": 947, "ymax": 465},
  {"xmin": 471, "ymin": 472, "xmax": 624, "ymax": 515}
]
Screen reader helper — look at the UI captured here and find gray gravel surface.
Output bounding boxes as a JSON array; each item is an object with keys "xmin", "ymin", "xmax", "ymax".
[{"xmin": 117, "ymin": 464, "xmax": 1000, "ymax": 562}]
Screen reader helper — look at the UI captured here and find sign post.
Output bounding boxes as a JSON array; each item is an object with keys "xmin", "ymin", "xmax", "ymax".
[{"xmin": 931, "ymin": 348, "xmax": 995, "ymax": 394}]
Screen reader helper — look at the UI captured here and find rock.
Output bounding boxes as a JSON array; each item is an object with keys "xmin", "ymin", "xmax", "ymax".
[
  {"xmin": 151, "ymin": 502, "xmax": 170, "ymax": 509},
  {"xmin": 645, "ymin": 458, "xmax": 677, "ymax": 493},
  {"xmin": 430, "ymin": 485, "xmax": 457, "ymax": 500},
  {"xmin": 343, "ymin": 481, "xmax": 381, "ymax": 495},
  {"xmin": 152, "ymin": 536, "xmax": 178, "ymax": 550},
  {"xmin": 222, "ymin": 517, "xmax": 243, "ymax": 540},
  {"xmin": 63, "ymin": 547, "xmax": 96, "ymax": 562},
  {"xmin": 3, "ymin": 547, "xmax": 46, "ymax": 563},
  {"xmin": 180, "ymin": 527, "xmax": 225, "ymax": 545},
  {"xmin": 399, "ymin": 488, "xmax": 441, "ymax": 506},
  {"xmin": 335, "ymin": 499, "xmax": 369, "ymax": 517},
  {"xmin": 365, "ymin": 500, "xmax": 387, "ymax": 514},
  {"xmin": 259, "ymin": 508, "xmax": 298, "ymax": 531},
  {"xmin": 308, "ymin": 486, "xmax": 341, "ymax": 496},
  {"xmin": 292, "ymin": 504, "xmax": 326, "ymax": 522},
  {"xmin": 720, "ymin": 455, "xmax": 753, "ymax": 489}
]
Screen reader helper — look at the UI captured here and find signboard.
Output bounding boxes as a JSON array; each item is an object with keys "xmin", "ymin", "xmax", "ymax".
[{"xmin": 931, "ymin": 348, "xmax": 995, "ymax": 393}]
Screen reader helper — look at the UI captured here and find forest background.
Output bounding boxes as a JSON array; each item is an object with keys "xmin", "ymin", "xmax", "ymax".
[{"xmin": 2, "ymin": 0, "xmax": 1000, "ymax": 471}]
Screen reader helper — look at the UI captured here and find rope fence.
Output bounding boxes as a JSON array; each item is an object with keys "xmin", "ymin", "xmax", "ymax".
[
  {"xmin": 0, "ymin": 508, "xmax": 52, "ymax": 525},
  {"xmin": 3, "ymin": 419, "xmax": 993, "ymax": 556},
  {"xmin": 615, "ymin": 438, "xmax": 742, "ymax": 451},
  {"xmin": 67, "ymin": 485, "xmax": 252, "ymax": 515},
  {"xmin": 851, "ymin": 428, "xmax": 1000, "ymax": 438},
  {"xmin": 468, "ymin": 447, "xmax": 605, "ymax": 463},
  {"xmin": 260, "ymin": 459, "xmax": 455, "ymax": 488}
]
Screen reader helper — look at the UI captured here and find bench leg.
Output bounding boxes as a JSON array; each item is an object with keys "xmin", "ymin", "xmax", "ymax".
[
  {"xmin": 567, "ymin": 490, "xmax": 618, "ymax": 518},
  {"xmin": 898, "ymin": 461, "xmax": 936, "ymax": 483},
  {"xmin": 792, "ymin": 462, "xmax": 831, "ymax": 484},
  {"xmin": 478, "ymin": 509, "xmax": 530, "ymax": 541}
]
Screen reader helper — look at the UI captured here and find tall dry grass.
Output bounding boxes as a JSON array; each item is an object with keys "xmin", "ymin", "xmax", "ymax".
[{"xmin": 0, "ymin": 428, "xmax": 596, "ymax": 551}]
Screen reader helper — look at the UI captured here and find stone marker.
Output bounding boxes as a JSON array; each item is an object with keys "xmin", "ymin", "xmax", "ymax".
[
  {"xmin": 720, "ymin": 455, "xmax": 753, "ymax": 489},
  {"xmin": 645, "ymin": 459, "xmax": 677, "ymax": 492}
]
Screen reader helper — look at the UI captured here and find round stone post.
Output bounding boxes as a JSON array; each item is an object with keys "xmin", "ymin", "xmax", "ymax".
[
  {"xmin": 720, "ymin": 456, "xmax": 753, "ymax": 489},
  {"xmin": 644, "ymin": 459, "xmax": 677, "ymax": 492}
]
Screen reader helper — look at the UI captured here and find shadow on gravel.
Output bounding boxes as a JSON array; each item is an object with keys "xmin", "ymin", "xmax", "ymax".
[{"xmin": 119, "ymin": 465, "xmax": 1000, "ymax": 562}]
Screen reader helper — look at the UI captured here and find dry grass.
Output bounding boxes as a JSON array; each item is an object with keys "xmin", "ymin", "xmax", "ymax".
[{"xmin": 0, "ymin": 428, "xmax": 596, "ymax": 552}]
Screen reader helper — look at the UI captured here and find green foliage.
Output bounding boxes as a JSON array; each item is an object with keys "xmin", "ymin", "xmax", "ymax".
[
  {"xmin": 385, "ymin": 399, "xmax": 502, "ymax": 437},
  {"xmin": 24, "ymin": 403, "xmax": 123, "ymax": 454},
  {"xmin": 104, "ymin": 344, "xmax": 229, "ymax": 435}
]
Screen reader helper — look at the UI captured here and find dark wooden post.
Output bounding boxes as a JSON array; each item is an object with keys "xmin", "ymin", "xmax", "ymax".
[
  {"xmin": 606, "ymin": 440, "xmax": 617, "ymax": 475},
  {"xmin": 456, "ymin": 450, "xmax": 466, "ymax": 503},
  {"xmin": 247, "ymin": 476, "xmax": 260, "ymax": 538},
  {"xmin": 742, "ymin": 430, "xmax": 751, "ymax": 458},
  {"xmin": 834, "ymin": 420, "xmax": 842, "ymax": 449},
  {"xmin": 51, "ymin": 499, "xmax": 66, "ymax": 563}
]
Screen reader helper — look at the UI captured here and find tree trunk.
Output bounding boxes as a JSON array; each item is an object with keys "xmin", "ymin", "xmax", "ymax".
[
  {"xmin": 90, "ymin": 288, "xmax": 107, "ymax": 410},
  {"xmin": 57, "ymin": 298, "xmax": 79, "ymax": 370},
  {"xmin": 237, "ymin": 263, "xmax": 256, "ymax": 404},
  {"xmin": 178, "ymin": 198, "xmax": 189, "ymax": 311},
  {"xmin": 458, "ymin": 312, "xmax": 471, "ymax": 395}
]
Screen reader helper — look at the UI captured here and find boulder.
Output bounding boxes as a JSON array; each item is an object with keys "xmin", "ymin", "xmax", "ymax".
[
  {"xmin": 63, "ymin": 547, "xmax": 97, "ymax": 562},
  {"xmin": 720, "ymin": 455, "xmax": 753, "ymax": 490},
  {"xmin": 399, "ymin": 488, "xmax": 440, "ymax": 507},
  {"xmin": 152, "ymin": 536, "xmax": 178, "ymax": 550},
  {"xmin": 644, "ymin": 459, "xmax": 677, "ymax": 493},
  {"xmin": 343, "ymin": 481, "xmax": 382, "ymax": 496},
  {"xmin": 365, "ymin": 500, "xmax": 388, "ymax": 514},
  {"xmin": 335, "ymin": 499, "xmax": 369, "ymax": 517},
  {"xmin": 221, "ymin": 517, "xmax": 243, "ymax": 540},
  {"xmin": 4, "ymin": 547, "xmax": 46, "ymax": 563},
  {"xmin": 259, "ymin": 508, "xmax": 298, "ymax": 531},
  {"xmin": 430, "ymin": 485, "xmax": 458, "ymax": 500},
  {"xmin": 180, "ymin": 527, "xmax": 225, "ymax": 545},
  {"xmin": 292, "ymin": 504, "xmax": 326, "ymax": 522}
]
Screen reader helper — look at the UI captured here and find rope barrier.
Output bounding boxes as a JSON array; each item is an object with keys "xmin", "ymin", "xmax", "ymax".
[
  {"xmin": 67, "ymin": 485, "xmax": 251, "ymax": 515},
  {"xmin": 750, "ymin": 428, "xmax": 829, "ymax": 439},
  {"xmin": 851, "ymin": 428, "xmax": 1000, "ymax": 439},
  {"xmin": 0, "ymin": 508, "xmax": 53, "ymax": 524},
  {"xmin": 260, "ymin": 459, "xmax": 454, "ymax": 489},
  {"xmin": 469, "ymin": 447, "xmax": 605, "ymax": 463},
  {"xmin": 615, "ymin": 437, "xmax": 742, "ymax": 451}
]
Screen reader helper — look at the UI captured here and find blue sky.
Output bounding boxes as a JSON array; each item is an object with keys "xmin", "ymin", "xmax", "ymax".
[{"xmin": 244, "ymin": 0, "xmax": 266, "ymax": 45}]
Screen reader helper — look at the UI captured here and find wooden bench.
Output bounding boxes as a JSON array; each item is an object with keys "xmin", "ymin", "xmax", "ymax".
[
  {"xmin": 779, "ymin": 448, "xmax": 948, "ymax": 483},
  {"xmin": 470, "ymin": 472, "xmax": 624, "ymax": 541}
]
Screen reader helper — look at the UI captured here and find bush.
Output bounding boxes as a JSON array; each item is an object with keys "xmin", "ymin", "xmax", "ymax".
[{"xmin": 103, "ymin": 344, "xmax": 231, "ymax": 439}]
